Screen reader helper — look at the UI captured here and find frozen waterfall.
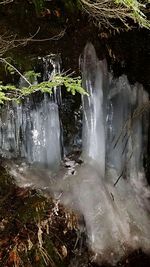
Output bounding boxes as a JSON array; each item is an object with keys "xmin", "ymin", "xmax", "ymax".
[
  {"xmin": 1, "ymin": 44, "xmax": 150, "ymax": 265},
  {"xmin": 81, "ymin": 44, "xmax": 105, "ymax": 175},
  {"xmin": 0, "ymin": 55, "xmax": 61, "ymax": 169},
  {"xmin": 73, "ymin": 43, "xmax": 150, "ymax": 264}
]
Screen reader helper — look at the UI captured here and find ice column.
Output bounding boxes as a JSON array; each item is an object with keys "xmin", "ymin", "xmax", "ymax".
[
  {"xmin": 81, "ymin": 43, "xmax": 106, "ymax": 175},
  {"xmin": 79, "ymin": 43, "xmax": 150, "ymax": 264}
]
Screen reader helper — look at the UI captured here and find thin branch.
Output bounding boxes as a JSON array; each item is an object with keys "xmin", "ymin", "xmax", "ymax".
[
  {"xmin": 26, "ymin": 29, "xmax": 66, "ymax": 42},
  {"xmin": 0, "ymin": 58, "xmax": 31, "ymax": 86},
  {"xmin": 0, "ymin": 0, "xmax": 13, "ymax": 4},
  {"xmin": 15, "ymin": 28, "xmax": 66, "ymax": 44},
  {"xmin": 0, "ymin": 28, "xmax": 66, "ymax": 56}
]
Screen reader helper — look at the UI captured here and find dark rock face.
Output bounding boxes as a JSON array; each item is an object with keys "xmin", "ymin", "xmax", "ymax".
[{"xmin": 0, "ymin": 1, "xmax": 150, "ymax": 93}]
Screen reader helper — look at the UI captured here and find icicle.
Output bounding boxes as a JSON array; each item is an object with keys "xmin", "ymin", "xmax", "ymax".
[
  {"xmin": 30, "ymin": 101, "xmax": 61, "ymax": 169},
  {"xmin": 81, "ymin": 43, "xmax": 106, "ymax": 175},
  {"xmin": 106, "ymin": 75, "xmax": 132, "ymax": 177},
  {"xmin": 77, "ymin": 43, "xmax": 150, "ymax": 264},
  {"xmin": 40, "ymin": 54, "xmax": 62, "ymax": 105},
  {"xmin": 0, "ymin": 54, "xmax": 62, "ymax": 170}
]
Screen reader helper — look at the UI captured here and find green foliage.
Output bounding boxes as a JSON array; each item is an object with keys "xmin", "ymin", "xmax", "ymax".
[
  {"xmin": 0, "ymin": 86, "xmax": 11, "ymax": 104},
  {"xmin": 114, "ymin": 0, "xmax": 150, "ymax": 29},
  {"xmin": 21, "ymin": 74, "xmax": 88, "ymax": 97},
  {"xmin": 0, "ymin": 92, "xmax": 10, "ymax": 104},
  {"xmin": 0, "ymin": 58, "xmax": 87, "ymax": 104},
  {"xmin": 80, "ymin": 0, "xmax": 150, "ymax": 30},
  {"xmin": 0, "ymin": 73, "xmax": 88, "ymax": 104},
  {"xmin": 51, "ymin": 75, "xmax": 87, "ymax": 95},
  {"xmin": 0, "ymin": 84, "xmax": 18, "ymax": 103},
  {"xmin": 24, "ymin": 70, "xmax": 41, "ymax": 84},
  {"xmin": 6, "ymin": 65, "xmax": 15, "ymax": 75}
]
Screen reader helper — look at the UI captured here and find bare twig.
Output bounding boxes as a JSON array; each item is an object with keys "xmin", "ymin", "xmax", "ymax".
[
  {"xmin": 15, "ymin": 28, "xmax": 66, "ymax": 44},
  {"xmin": 0, "ymin": 58, "xmax": 31, "ymax": 86},
  {"xmin": 0, "ymin": 0, "xmax": 13, "ymax": 4},
  {"xmin": 0, "ymin": 28, "xmax": 66, "ymax": 56}
]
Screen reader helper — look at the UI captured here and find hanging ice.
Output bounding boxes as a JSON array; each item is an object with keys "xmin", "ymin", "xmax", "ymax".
[
  {"xmin": 71, "ymin": 43, "xmax": 150, "ymax": 264},
  {"xmin": 0, "ymin": 55, "xmax": 62, "ymax": 169},
  {"xmin": 81, "ymin": 43, "xmax": 105, "ymax": 175},
  {"xmin": 1, "ymin": 44, "xmax": 150, "ymax": 265},
  {"xmin": 106, "ymin": 75, "xmax": 131, "ymax": 176}
]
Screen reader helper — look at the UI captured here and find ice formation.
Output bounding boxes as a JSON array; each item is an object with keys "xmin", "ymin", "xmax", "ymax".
[
  {"xmin": 0, "ymin": 55, "xmax": 61, "ymax": 169},
  {"xmin": 46, "ymin": 43, "xmax": 150, "ymax": 264},
  {"xmin": 1, "ymin": 45, "xmax": 150, "ymax": 265},
  {"xmin": 81, "ymin": 44, "xmax": 105, "ymax": 176},
  {"xmin": 75, "ymin": 43, "xmax": 150, "ymax": 263}
]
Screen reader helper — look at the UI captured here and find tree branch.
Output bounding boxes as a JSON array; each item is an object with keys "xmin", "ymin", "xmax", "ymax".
[{"xmin": 0, "ymin": 58, "xmax": 32, "ymax": 86}]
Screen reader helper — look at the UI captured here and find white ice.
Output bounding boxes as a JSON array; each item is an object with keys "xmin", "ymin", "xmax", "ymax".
[
  {"xmin": 1, "ymin": 44, "xmax": 150, "ymax": 265},
  {"xmin": 75, "ymin": 43, "xmax": 150, "ymax": 264}
]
